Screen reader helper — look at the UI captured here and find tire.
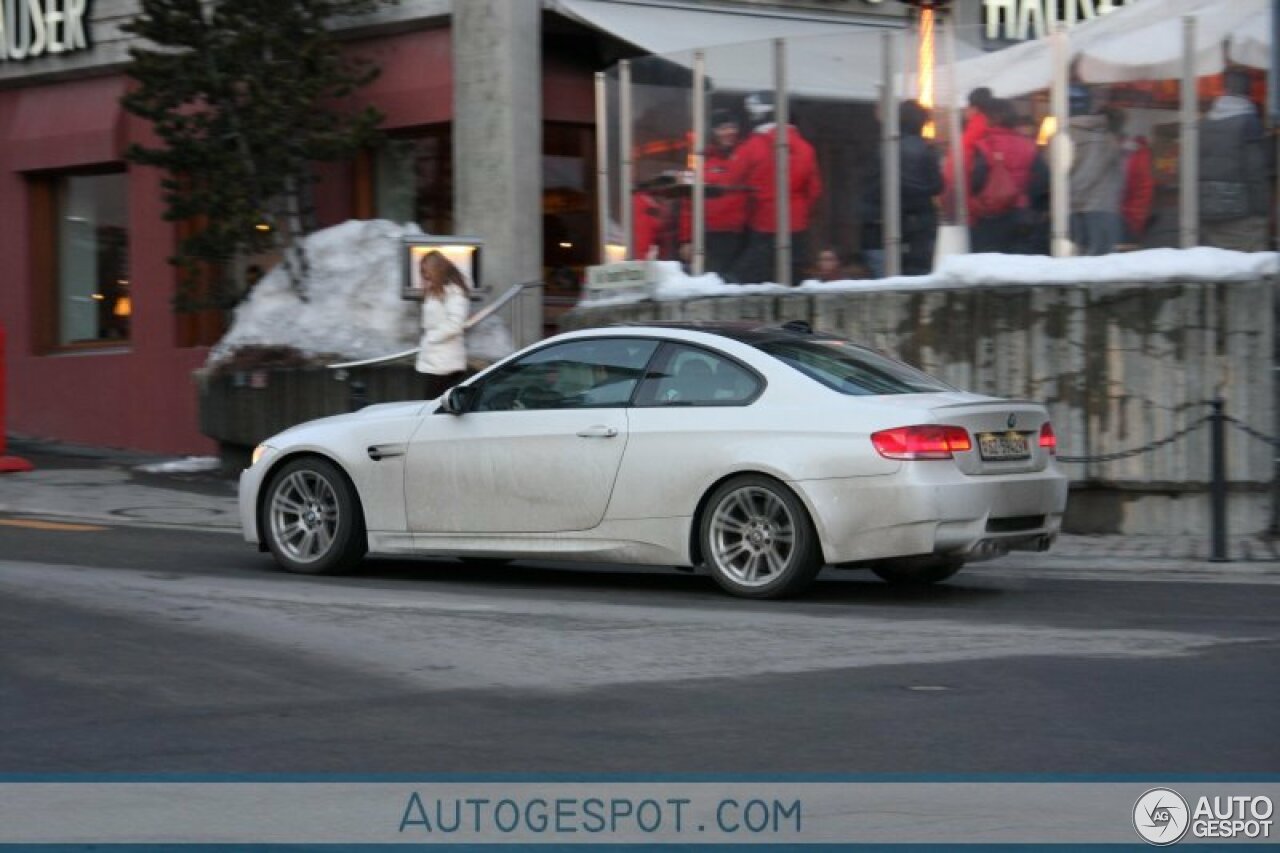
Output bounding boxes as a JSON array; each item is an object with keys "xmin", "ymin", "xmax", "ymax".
[
  {"xmin": 872, "ymin": 556, "xmax": 964, "ymax": 586},
  {"xmin": 262, "ymin": 456, "xmax": 367, "ymax": 575},
  {"xmin": 699, "ymin": 474, "xmax": 822, "ymax": 599}
]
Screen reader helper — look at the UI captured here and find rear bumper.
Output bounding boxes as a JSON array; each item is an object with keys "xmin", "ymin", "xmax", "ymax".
[{"xmin": 795, "ymin": 463, "xmax": 1069, "ymax": 566}]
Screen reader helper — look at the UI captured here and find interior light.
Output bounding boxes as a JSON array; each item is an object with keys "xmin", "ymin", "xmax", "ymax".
[
  {"xmin": 559, "ymin": 242, "xmax": 573, "ymax": 249},
  {"xmin": 604, "ymin": 243, "xmax": 627, "ymax": 264},
  {"xmin": 1036, "ymin": 116, "xmax": 1057, "ymax": 146},
  {"xmin": 255, "ymin": 222, "xmax": 272, "ymax": 232},
  {"xmin": 91, "ymin": 293, "xmax": 105, "ymax": 301},
  {"xmin": 113, "ymin": 296, "xmax": 132, "ymax": 318}
]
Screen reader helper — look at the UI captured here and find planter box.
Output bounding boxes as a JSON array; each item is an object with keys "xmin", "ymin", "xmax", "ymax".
[{"xmin": 197, "ymin": 364, "xmax": 423, "ymax": 466}]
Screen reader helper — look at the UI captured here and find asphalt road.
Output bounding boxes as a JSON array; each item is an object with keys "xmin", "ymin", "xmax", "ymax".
[{"xmin": 1, "ymin": 520, "xmax": 1277, "ymax": 774}]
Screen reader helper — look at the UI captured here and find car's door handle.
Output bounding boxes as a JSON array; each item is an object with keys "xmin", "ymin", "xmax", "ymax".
[{"xmin": 576, "ymin": 425, "xmax": 619, "ymax": 438}]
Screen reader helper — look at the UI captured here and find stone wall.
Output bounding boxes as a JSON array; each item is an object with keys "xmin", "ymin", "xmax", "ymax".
[{"xmin": 562, "ymin": 279, "xmax": 1278, "ymax": 536}]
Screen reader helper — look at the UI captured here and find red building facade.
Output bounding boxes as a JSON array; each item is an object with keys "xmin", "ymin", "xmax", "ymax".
[{"xmin": 0, "ymin": 16, "xmax": 597, "ymax": 453}]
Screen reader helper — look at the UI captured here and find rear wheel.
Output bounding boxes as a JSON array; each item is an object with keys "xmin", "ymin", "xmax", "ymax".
[
  {"xmin": 872, "ymin": 557, "xmax": 964, "ymax": 586},
  {"xmin": 262, "ymin": 457, "xmax": 366, "ymax": 575},
  {"xmin": 700, "ymin": 475, "xmax": 822, "ymax": 599}
]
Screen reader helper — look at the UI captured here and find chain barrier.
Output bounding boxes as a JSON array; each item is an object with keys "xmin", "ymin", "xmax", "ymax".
[
  {"xmin": 1056, "ymin": 416, "xmax": 1211, "ymax": 464},
  {"xmin": 1223, "ymin": 414, "xmax": 1280, "ymax": 451},
  {"xmin": 1054, "ymin": 412, "xmax": 1280, "ymax": 464}
]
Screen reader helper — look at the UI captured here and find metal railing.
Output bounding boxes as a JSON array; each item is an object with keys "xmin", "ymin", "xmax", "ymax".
[{"xmin": 325, "ymin": 279, "xmax": 544, "ymax": 414}]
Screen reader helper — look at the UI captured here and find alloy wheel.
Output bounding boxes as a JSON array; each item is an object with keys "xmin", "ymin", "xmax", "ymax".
[{"xmin": 708, "ymin": 485, "xmax": 798, "ymax": 587}]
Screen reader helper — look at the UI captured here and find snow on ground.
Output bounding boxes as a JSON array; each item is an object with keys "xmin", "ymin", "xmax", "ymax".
[
  {"xmin": 579, "ymin": 248, "xmax": 1280, "ymax": 308},
  {"xmin": 207, "ymin": 220, "xmax": 513, "ymax": 367},
  {"xmin": 135, "ymin": 457, "xmax": 223, "ymax": 474}
]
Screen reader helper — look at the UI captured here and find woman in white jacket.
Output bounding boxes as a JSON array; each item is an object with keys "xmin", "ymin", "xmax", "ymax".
[{"xmin": 414, "ymin": 250, "xmax": 472, "ymax": 399}]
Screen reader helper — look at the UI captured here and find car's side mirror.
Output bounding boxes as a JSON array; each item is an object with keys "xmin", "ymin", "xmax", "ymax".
[{"xmin": 440, "ymin": 385, "xmax": 475, "ymax": 415}]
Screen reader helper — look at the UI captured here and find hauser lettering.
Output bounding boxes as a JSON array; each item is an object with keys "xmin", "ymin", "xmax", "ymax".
[{"xmin": 0, "ymin": 0, "xmax": 90, "ymax": 62}]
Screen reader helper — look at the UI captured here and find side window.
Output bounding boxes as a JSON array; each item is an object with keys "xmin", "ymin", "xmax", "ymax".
[
  {"xmin": 472, "ymin": 338, "xmax": 658, "ymax": 412},
  {"xmin": 635, "ymin": 344, "xmax": 762, "ymax": 407}
]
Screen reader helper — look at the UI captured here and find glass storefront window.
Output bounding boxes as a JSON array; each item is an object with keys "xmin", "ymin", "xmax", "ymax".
[
  {"xmin": 374, "ymin": 127, "xmax": 454, "ymax": 235},
  {"xmin": 56, "ymin": 172, "xmax": 130, "ymax": 346}
]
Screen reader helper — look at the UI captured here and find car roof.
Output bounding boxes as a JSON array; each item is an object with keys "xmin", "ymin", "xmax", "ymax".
[{"xmin": 599, "ymin": 320, "xmax": 840, "ymax": 346}]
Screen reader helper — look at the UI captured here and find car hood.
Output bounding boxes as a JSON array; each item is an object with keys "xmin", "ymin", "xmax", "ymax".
[{"xmin": 267, "ymin": 400, "xmax": 427, "ymax": 444}]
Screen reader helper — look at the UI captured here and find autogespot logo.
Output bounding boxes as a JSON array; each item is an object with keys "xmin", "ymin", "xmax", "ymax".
[{"xmin": 1134, "ymin": 788, "xmax": 1191, "ymax": 845}]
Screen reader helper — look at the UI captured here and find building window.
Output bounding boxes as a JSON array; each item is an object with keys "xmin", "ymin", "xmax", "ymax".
[
  {"xmin": 31, "ymin": 170, "xmax": 131, "ymax": 349},
  {"xmin": 373, "ymin": 126, "xmax": 454, "ymax": 234}
]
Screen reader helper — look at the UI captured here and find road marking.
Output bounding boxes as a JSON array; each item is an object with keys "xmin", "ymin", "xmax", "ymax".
[{"xmin": 0, "ymin": 518, "xmax": 107, "ymax": 532}]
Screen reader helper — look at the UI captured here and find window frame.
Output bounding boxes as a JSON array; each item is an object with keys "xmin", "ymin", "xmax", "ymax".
[
  {"xmin": 28, "ymin": 165, "xmax": 133, "ymax": 355},
  {"xmin": 632, "ymin": 341, "xmax": 766, "ymax": 409},
  {"xmin": 466, "ymin": 336, "xmax": 663, "ymax": 413}
]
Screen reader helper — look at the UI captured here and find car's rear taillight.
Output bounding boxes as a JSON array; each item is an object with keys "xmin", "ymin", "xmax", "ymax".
[
  {"xmin": 1039, "ymin": 422, "xmax": 1057, "ymax": 455},
  {"xmin": 871, "ymin": 425, "xmax": 972, "ymax": 460}
]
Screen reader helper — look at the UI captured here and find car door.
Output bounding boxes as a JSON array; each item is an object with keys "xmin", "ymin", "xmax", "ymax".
[
  {"xmin": 607, "ymin": 342, "xmax": 767, "ymax": 522},
  {"xmin": 403, "ymin": 337, "xmax": 660, "ymax": 534}
]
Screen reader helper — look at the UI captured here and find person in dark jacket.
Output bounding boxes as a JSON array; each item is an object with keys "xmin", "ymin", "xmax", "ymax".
[
  {"xmin": 1199, "ymin": 68, "xmax": 1270, "ymax": 251},
  {"xmin": 861, "ymin": 100, "xmax": 943, "ymax": 276}
]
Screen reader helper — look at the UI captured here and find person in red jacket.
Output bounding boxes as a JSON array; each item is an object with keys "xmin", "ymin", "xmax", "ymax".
[
  {"xmin": 631, "ymin": 190, "xmax": 664, "ymax": 259},
  {"xmin": 940, "ymin": 87, "xmax": 994, "ymax": 223},
  {"xmin": 728, "ymin": 92, "xmax": 822, "ymax": 285},
  {"xmin": 952, "ymin": 98, "xmax": 1043, "ymax": 253},
  {"xmin": 1107, "ymin": 108, "xmax": 1154, "ymax": 247},
  {"xmin": 675, "ymin": 109, "xmax": 749, "ymax": 278}
]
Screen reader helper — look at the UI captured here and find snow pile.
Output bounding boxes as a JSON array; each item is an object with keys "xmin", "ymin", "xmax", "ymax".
[
  {"xmin": 207, "ymin": 220, "xmax": 513, "ymax": 368},
  {"xmin": 580, "ymin": 248, "xmax": 1280, "ymax": 307}
]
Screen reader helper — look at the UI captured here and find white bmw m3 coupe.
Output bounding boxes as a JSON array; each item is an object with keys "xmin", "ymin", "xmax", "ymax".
[{"xmin": 240, "ymin": 322, "xmax": 1068, "ymax": 598}]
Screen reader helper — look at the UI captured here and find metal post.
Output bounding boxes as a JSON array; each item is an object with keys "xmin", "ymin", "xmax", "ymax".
[
  {"xmin": 881, "ymin": 31, "xmax": 902, "ymax": 278},
  {"xmin": 349, "ymin": 376, "xmax": 368, "ymax": 412},
  {"xmin": 620, "ymin": 60, "xmax": 634, "ymax": 259},
  {"xmin": 594, "ymin": 71, "xmax": 610, "ymax": 264},
  {"xmin": 773, "ymin": 38, "xmax": 792, "ymax": 286},
  {"xmin": 1209, "ymin": 399, "xmax": 1230, "ymax": 561},
  {"xmin": 943, "ymin": 16, "xmax": 968, "ymax": 232},
  {"xmin": 1271, "ymin": 0, "xmax": 1280, "ymax": 250},
  {"xmin": 692, "ymin": 51, "xmax": 707, "ymax": 276},
  {"xmin": 1180, "ymin": 15, "xmax": 1199, "ymax": 248},
  {"xmin": 1050, "ymin": 24, "xmax": 1071, "ymax": 257}
]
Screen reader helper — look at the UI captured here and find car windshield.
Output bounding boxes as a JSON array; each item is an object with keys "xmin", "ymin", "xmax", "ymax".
[{"xmin": 755, "ymin": 338, "xmax": 954, "ymax": 396}]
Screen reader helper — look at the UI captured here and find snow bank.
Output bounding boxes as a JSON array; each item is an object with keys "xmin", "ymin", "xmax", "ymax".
[
  {"xmin": 207, "ymin": 220, "xmax": 513, "ymax": 367},
  {"xmin": 579, "ymin": 248, "xmax": 1280, "ymax": 308}
]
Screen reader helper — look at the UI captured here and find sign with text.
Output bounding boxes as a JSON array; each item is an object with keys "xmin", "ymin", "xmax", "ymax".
[
  {"xmin": 982, "ymin": 0, "xmax": 1132, "ymax": 45},
  {"xmin": 0, "ymin": 0, "xmax": 92, "ymax": 62},
  {"xmin": 585, "ymin": 261, "xmax": 655, "ymax": 302}
]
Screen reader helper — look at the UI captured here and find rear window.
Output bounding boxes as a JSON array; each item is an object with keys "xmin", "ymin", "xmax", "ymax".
[{"xmin": 755, "ymin": 338, "xmax": 953, "ymax": 396}]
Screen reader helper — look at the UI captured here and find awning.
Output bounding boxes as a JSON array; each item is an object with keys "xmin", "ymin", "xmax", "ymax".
[
  {"xmin": 546, "ymin": 0, "xmax": 909, "ymax": 99},
  {"xmin": 7, "ymin": 76, "xmax": 126, "ymax": 171}
]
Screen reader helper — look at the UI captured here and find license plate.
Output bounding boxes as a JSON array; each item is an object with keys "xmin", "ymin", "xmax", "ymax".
[{"xmin": 978, "ymin": 431, "xmax": 1030, "ymax": 461}]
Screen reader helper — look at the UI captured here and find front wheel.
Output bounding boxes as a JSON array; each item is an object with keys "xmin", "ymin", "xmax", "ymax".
[
  {"xmin": 262, "ymin": 457, "xmax": 366, "ymax": 575},
  {"xmin": 700, "ymin": 475, "xmax": 822, "ymax": 599}
]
